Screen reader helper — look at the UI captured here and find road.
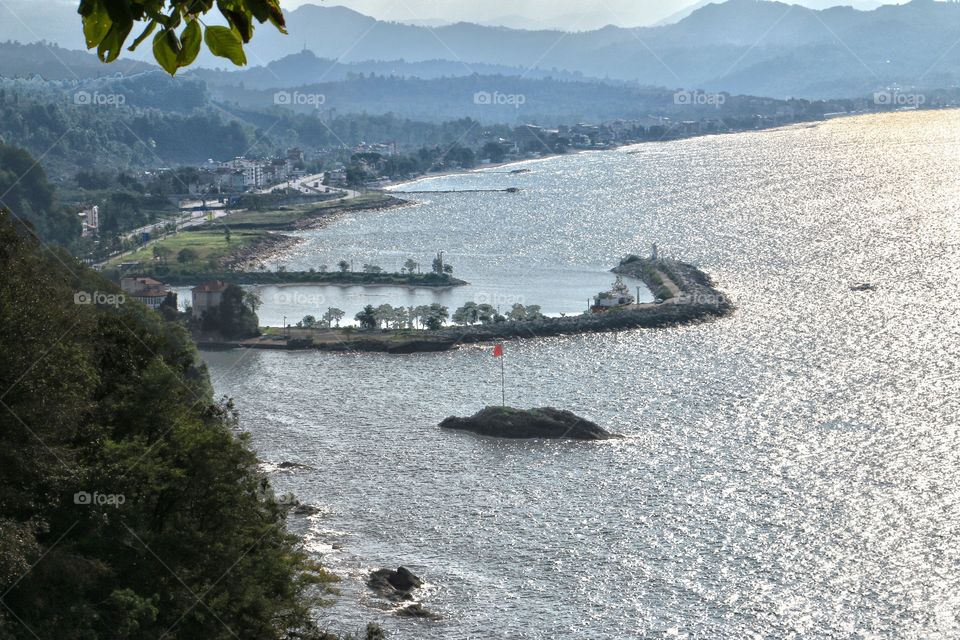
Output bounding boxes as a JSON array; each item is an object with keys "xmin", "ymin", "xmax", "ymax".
[
  {"xmin": 94, "ymin": 174, "xmax": 361, "ymax": 270},
  {"xmin": 259, "ymin": 172, "xmax": 360, "ymax": 200},
  {"xmin": 93, "ymin": 208, "xmax": 232, "ymax": 270}
]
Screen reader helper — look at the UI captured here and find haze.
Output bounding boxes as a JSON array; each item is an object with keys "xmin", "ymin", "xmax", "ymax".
[{"xmin": 284, "ymin": 0, "xmax": 902, "ymax": 29}]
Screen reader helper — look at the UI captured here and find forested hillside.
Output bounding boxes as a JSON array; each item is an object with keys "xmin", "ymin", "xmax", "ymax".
[{"xmin": 0, "ymin": 212, "xmax": 350, "ymax": 639}]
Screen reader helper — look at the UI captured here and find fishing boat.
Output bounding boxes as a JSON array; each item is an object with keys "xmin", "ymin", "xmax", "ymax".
[{"xmin": 589, "ymin": 275, "xmax": 635, "ymax": 312}]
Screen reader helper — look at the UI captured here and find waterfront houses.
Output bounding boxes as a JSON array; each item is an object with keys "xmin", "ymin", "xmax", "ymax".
[
  {"xmin": 191, "ymin": 280, "xmax": 228, "ymax": 319},
  {"xmin": 120, "ymin": 276, "xmax": 173, "ymax": 310}
]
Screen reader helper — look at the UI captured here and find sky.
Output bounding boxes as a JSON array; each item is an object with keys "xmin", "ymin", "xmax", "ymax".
[{"xmin": 280, "ymin": 0, "xmax": 905, "ymax": 30}]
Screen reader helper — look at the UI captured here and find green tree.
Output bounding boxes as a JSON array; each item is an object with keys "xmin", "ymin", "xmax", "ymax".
[
  {"xmin": 323, "ymin": 307, "xmax": 345, "ymax": 328},
  {"xmin": 152, "ymin": 244, "xmax": 173, "ymax": 264},
  {"xmin": 476, "ymin": 303, "xmax": 496, "ymax": 324},
  {"xmin": 337, "ymin": 260, "xmax": 350, "ymax": 273},
  {"xmin": 507, "ymin": 303, "xmax": 527, "ymax": 322},
  {"xmin": 526, "ymin": 304, "xmax": 545, "ymax": 320},
  {"xmin": 424, "ymin": 303, "xmax": 449, "ymax": 330},
  {"xmin": 373, "ymin": 304, "xmax": 395, "ymax": 329},
  {"xmin": 201, "ymin": 284, "xmax": 260, "ymax": 338},
  {"xmin": 481, "ymin": 141, "xmax": 507, "ymax": 163},
  {"xmin": 453, "ymin": 302, "xmax": 479, "ymax": 326},
  {"xmin": 177, "ymin": 247, "xmax": 199, "ymax": 264},
  {"xmin": 355, "ymin": 304, "xmax": 377, "ymax": 330},
  {"xmin": 0, "ymin": 143, "xmax": 79, "ymax": 245}
]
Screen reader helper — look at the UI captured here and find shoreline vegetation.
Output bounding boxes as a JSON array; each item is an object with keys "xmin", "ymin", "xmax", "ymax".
[
  {"xmin": 197, "ymin": 255, "xmax": 734, "ymax": 354},
  {"xmin": 161, "ymin": 270, "xmax": 468, "ymax": 288},
  {"xmin": 101, "ymin": 193, "xmax": 420, "ymax": 284}
]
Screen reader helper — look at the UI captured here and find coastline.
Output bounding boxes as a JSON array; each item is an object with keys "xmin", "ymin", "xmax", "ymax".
[
  {"xmin": 382, "ymin": 108, "xmax": 930, "ymax": 193},
  {"xmin": 226, "ymin": 194, "xmax": 417, "ymax": 268}
]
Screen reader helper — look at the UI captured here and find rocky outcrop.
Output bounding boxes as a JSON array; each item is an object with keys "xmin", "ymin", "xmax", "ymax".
[
  {"xmin": 277, "ymin": 461, "xmax": 315, "ymax": 471},
  {"xmin": 440, "ymin": 406, "xmax": 620, "ymax": 440},
  {"xmin": 396, "ymin": 603, "xmax": 442, "ymax": 620},
  {"xmin": 368, "ymin": 567, "xmax": 441, "ymax": 620},
  {"xmin": 368, "ymin": 567, "xmax": 423, "ymax": 602}
]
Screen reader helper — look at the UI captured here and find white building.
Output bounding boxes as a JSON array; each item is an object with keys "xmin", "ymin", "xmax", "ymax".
[{"xmin": 79, "ymin": 205, "xmax": 99, "ymax": 237}]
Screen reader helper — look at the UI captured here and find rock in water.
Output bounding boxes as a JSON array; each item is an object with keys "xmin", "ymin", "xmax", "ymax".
[
  {"xmin": 368, "ymin": 567, "xmax": 424, "ymax": 601},
  {"xmin": 439, "ymin": 406, "xmax": 620, "ymax": 440},
  {"xmin": 396, "ymin": 603, "xmax": 442, "ymax": 620}
]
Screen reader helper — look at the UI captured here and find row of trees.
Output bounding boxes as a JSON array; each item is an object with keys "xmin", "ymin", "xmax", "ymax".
[
  {"xmin": 452, "ymin": 302, "xmax": 545, "ymax": 326},
  {"xmin": 313, "ymin": 301, "xmax": 547, "ymax": 331},
  {"xmin": 298, "ymin": 307, "xmax": 346, "ymax": 329},
  {"xmin": 301, "ymin": 256, "xmax": 450, "ymax": 276},
  {"xmin": 354, "ymin": 303, "xmax": 450, "ymax": 330}
]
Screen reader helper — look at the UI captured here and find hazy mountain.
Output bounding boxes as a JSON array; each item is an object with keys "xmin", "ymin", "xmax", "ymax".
[
  {"xmin": 0, "ymin": 41, "xmax": 152, "ymax": 80},
  {"xmin": 235, "ymin": 0, "xmax": 960, "ymax": 98},
  {"xmin": 188, "ymin": 50, "xmax": 591, "ymax": 90},
  {"xmin": 293, "ymin": 0, "xmax": 899, "ymax": 30},
  {"xmin": 655, "ymin": 0, "xmax": 717, "ymax": 26},
  {"xmin": 3, "ymin": 0, "xmax": 960, "ymax": 99}
]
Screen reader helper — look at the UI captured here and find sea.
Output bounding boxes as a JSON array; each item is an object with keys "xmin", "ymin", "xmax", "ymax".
[{"xmin": 201, "ymin": 110, "xmax": 960, "ymax": 639}]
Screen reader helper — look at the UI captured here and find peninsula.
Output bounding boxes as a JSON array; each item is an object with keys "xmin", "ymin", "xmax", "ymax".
[{"xmin": 199, "ymin": 254, "xmax": 734, "ymax": 353}]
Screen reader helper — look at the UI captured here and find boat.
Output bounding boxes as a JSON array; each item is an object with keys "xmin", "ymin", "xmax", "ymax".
[{"xmin": 590, "ymin": 275, "xmax": 635, "ymax": 312}]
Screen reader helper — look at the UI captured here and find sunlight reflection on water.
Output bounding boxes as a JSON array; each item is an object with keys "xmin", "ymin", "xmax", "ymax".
[{"xmin": 204, "ymin": 111, "xmax": 960, "ymax": 639}]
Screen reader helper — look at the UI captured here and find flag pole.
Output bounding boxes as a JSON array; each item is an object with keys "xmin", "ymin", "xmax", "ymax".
[{"xmin": 501, "ymin": 352, "xmax": 506, "ymax": 407}]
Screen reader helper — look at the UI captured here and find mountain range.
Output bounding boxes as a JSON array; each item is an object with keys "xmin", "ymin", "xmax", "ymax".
[{"xmin": 2, "ymin": 0, "xmax": 960, "ymax": 99}]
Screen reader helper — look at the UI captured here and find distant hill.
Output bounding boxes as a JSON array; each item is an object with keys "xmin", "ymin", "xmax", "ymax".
[
  {"xmin": 188, "ymin": 50, "xmax": 591, "ymax": 90},
  {"xmin": 0, "ymin": 41, "xmax": 152, "ymax": 80},
  {"xmin": 231, "ymin": 0, "xmax": 960, "ymax": 98},
  {"xmin": 205, "ymin": 72, "xmax": 866, "ymax": 125},
  {"xmin": 2, "ymin": 1, "xmax": 960, "ymax": 98}
]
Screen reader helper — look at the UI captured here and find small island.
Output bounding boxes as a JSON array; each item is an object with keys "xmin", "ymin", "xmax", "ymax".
[{"xmin": 440, "ymin": 406, "xmax": 621, "ymax": 440}]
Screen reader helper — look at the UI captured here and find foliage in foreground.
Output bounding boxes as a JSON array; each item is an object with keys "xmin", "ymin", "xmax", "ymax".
[
  {"xmin": 79, "ymin": 0, "xmax": 286, "ymax": 74},
  {"xmin": 0, "ymin": 211, "xmax": 343, "ymax": 639}
]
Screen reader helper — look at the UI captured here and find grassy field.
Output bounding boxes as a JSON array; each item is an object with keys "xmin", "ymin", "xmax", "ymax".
[
  {"xmin": 102, "ymin": 229, "xmax": 268, "ymax": 275},
  {"xmin": 101, "ymin": 192, "xmax": 403, "ymax": 281}
]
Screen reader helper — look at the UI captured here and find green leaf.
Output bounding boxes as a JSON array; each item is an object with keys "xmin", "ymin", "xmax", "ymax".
[
  {"xmin": 204, "ymin": 25, "xmax": 247, "ymax": 66},
  {"xmin": 101, "ymin": 0, "xmax": 133, "ymax": 23},
  {"xmin": 265, "ymin": 0, "xmax": 287, "ymax": 32},
  {"xmin": 246, "ymin": 0, "xmax": 271, "ymax": 23},
  {"xmin": 223, "ymin": 9, "xmax": 253, "ymax": 43},
  {"xmin": 82, "ymin": 1, "xmax": 112, "ymax": 49},
  {"xmin": 152, "ymin": 28, "xmax": 180, "ymax": 75},
  {"xmin": 128, "ymin": 19, "xmax": 157, "ymax": 52},
  {"xmin": 177, "ymin": 21, "xmax": 202, "ymax": 68},
  {"xmin": 97, "ymin": 20, "xmax": 132, "ymax": 63}
]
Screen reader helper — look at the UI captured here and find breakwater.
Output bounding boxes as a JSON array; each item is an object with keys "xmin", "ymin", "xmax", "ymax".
[
  {"xmin": 428, "ymin": 256, "xmax": 732, "ymax": 346},
  {"xmin": 198, "ymin": 255, "xmax": 732, "ymax": 354}
]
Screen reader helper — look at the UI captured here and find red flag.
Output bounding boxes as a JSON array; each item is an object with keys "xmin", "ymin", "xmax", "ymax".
[{"xmin": 492, "ymin": 344, "xmax": 504, "ymax": 358}]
